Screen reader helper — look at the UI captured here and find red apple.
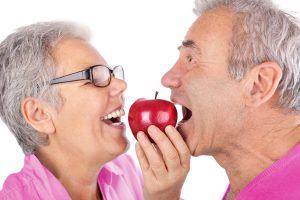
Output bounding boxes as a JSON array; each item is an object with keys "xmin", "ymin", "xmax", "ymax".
[{"xmin": 128, "ymin": 92, "xmax": 178, "ymax": 142}]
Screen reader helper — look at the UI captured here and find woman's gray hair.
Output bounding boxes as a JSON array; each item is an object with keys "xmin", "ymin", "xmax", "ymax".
[
  {"xmin": 0, "ymin": 21, "xmax": 91, "ymax": 154},
  {"xmin": 194, "ymin": 0, "xmax": 300, "ymax": 113}
]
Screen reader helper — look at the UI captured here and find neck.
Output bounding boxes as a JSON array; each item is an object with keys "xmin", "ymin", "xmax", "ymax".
[
  {"xmin": 214, "ymin": 112, "xmax": 300, "ymax": 198},
  {"xmin": 36, "ymin": 147, "xmax": 104, "ymax": 200}
]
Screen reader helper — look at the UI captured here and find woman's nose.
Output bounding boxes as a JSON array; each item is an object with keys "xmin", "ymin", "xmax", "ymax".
[{"xmin": 109, "ymin": 77, "xmax": 127, "ymax": 97}]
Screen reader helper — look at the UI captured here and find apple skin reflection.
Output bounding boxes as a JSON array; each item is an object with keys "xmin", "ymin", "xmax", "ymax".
[{"xmin": 128, "ymin": 98, "xmax": 178, "ymax": 143}]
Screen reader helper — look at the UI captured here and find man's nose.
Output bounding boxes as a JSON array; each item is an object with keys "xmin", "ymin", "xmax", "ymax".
[{"xmin": 161, "ymin": 64, "xmax": 183, "ymax": 88}]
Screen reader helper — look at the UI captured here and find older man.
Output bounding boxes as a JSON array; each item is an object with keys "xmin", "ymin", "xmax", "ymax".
[{"xmin": 138, "ymin": 0, "xmax": 300, "ymax": 199}]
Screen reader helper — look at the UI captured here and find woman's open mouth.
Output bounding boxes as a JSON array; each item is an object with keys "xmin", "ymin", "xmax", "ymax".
[{"xmin": 102, "ymin": 108, "xmax": 125, "ymax": 126}]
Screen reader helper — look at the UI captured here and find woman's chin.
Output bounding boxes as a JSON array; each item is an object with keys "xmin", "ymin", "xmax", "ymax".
[{"xmin": 107, "ymin": 138, "xmax": 130, "ymax": 158}]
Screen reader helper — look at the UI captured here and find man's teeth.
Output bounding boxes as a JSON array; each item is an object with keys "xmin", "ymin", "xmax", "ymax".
[{"xmin": 103, "ymin": 109, "xmax": 125, "ymax": 120}]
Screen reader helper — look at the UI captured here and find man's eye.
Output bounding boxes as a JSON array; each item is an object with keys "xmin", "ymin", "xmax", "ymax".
[{"xmin": 187, "ymin": 56, "xmax": 193, "ymax": 63}]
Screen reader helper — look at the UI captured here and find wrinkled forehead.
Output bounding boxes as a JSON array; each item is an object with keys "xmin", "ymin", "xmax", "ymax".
[
  {"xmin": 51, "ymin": 38, "xmax": 107, "ymax": 76},
  {"xmin": 186, "ymin": 8, "xmax": 234, "ymax": 45},
  {"xmin": 183, "ymin": 7, "xmax": 234, "ymax": 59}
]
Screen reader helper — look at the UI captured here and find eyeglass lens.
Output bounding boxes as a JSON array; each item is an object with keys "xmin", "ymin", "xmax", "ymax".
[
  {"xmin": 92, "ymin": 66, "xmax": 111, "ymax": 86},
  {"xmin": 113, "ymin": 66, "xmax": 124, "ymax": 80},
  {"xmin": 92, "ymin": 65, "xmax": 124, "ymax": 87}
]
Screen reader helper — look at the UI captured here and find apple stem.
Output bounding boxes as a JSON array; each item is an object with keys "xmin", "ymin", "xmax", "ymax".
[{"xmin": 155, "ymin": 91, "xmax": 158, "ymax": 99}]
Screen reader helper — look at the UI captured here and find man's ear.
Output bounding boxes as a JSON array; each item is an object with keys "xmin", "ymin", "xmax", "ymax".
[
  {"xmin": 21, "ymin": 97, "xmax": 56, "ymax": 134},
  {"xmin": 243, "ymin": 62, "xmax": 282, "ymax": 107}
]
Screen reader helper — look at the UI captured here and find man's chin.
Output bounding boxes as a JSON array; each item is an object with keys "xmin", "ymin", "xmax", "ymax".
[{"xmin": 177, "ymin": 125, "xmax": 202, "ymax": 156}]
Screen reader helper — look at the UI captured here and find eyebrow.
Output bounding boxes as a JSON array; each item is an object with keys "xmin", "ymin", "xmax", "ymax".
[{"xmin": 177, "ymin": 40, "xmax": 201, "ymax": 54}]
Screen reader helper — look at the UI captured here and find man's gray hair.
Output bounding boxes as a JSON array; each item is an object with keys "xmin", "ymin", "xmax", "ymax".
[
  {"xmin": 0, "ymin": 21, "xmax": 91, "ymax": 154},
  {"xmin": 194, "ymin": 0, "xmax": 300, "ymax": 113}
]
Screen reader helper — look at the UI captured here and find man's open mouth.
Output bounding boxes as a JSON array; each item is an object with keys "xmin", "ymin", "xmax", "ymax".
[{"xmin": 178, "ymin": 106, "xmax": 192, "ymax": 124}]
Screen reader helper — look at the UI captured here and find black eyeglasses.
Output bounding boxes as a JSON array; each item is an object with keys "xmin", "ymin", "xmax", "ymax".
[{"xmin": 50, "ymin": 65, "xmax": 124, "ymax": 87}]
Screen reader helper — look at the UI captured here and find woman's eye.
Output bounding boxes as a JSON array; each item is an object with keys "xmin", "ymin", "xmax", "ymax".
[{"xmin": 83, "ymin": 81, "xmax": 92, "ymax": 86}]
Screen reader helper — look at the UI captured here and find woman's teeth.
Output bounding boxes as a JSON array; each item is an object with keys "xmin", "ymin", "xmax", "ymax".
[{"xmin": 103, "ymin": 108, "xmax": 125, "ymax": 120}]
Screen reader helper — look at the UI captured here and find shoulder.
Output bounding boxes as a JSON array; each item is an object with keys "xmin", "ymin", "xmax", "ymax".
[
  {"xmin": 0, "ymin": 168, "xmax": 34, "ymax": 199},
  {"xmin": 0, "ymin": 154, "xmax": 59, "ymax": 200}
]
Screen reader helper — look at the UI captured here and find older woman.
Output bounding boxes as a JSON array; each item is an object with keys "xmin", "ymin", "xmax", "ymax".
[{"xmin": 0, "ymin": 21, "xmax": 144, "ymax": 200}]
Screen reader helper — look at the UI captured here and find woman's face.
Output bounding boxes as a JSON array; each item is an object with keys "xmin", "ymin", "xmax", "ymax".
[{"xmin": 48, "ymin": 38, "xmax": 128, "ymax": 164}]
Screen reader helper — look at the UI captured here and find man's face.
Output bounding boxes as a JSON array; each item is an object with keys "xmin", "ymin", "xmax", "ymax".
[
  {"xmin": 48, "ymin": 38, "xmax": 128, "ymax": 163},
  {"xmin": 161, "ymin": 8, "xmax": 246, "ymax": 156}
]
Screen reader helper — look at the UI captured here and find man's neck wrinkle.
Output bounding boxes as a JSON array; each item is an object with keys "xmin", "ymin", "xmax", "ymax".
[{"xmin": 213, "ymin": 121, "xmax": 300, "ymax": 199}]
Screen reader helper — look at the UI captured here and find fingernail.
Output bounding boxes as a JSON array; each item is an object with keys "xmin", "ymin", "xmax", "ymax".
[
  {"xmin": 148, "ymin": 125, "xmax": 158, "ymax": 133},
  {"xmin": 148, "ymin": 125, "xmax": 159, "ymax": 138},
  {"xmin": 137, "ymin": 131, "xmax": 146, "ymax": 141},
  {"xmin": 165, "ymin": 125, "xmax": 173, "ymax": 133}
]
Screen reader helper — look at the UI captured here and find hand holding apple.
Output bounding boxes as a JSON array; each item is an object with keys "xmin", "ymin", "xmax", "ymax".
[
  {"xmin": 128, "ymin": 91, "xmax": 178, "ymax": 141},
  {"xmin": 131, "ymin": 92, "xmax": 190, "ymax": 200},
  {"xmin": 135, "ymin": 123, "xmax": 190, "ymax": 200}
]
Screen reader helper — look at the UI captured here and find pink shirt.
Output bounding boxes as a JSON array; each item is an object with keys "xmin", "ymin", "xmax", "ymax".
[
  {"xmin": 223, "ymin": 142, "xmax": 300, "ymax": 200},
  {"xmin": 0, "ymin": 154, "xmax": 144, "ymax": 200}
]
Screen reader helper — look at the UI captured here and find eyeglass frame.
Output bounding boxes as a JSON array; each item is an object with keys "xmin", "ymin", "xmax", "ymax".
[{"xmin": 49, "ymin": 65, "xmax": 124, "ymax": 87}]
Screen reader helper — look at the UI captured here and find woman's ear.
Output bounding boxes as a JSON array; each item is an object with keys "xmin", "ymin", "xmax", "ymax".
[
  {"xmin": 21, "ymin": 97, "xmax": 56, "ymax": 134},
  {"xmin": 243, "ymin": 62, "xmax": 282, "ymax": 107}
]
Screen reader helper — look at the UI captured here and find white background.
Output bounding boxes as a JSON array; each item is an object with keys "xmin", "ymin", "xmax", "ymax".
[{"xmin": 0, "ymin": 0, "xmax": 299, "ymax": 199}]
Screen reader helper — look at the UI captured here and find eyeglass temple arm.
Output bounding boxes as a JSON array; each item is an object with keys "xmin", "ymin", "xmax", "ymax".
[{"xmin": 50, "ymin": 70, "xmax": 90, "ymax": 85}]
